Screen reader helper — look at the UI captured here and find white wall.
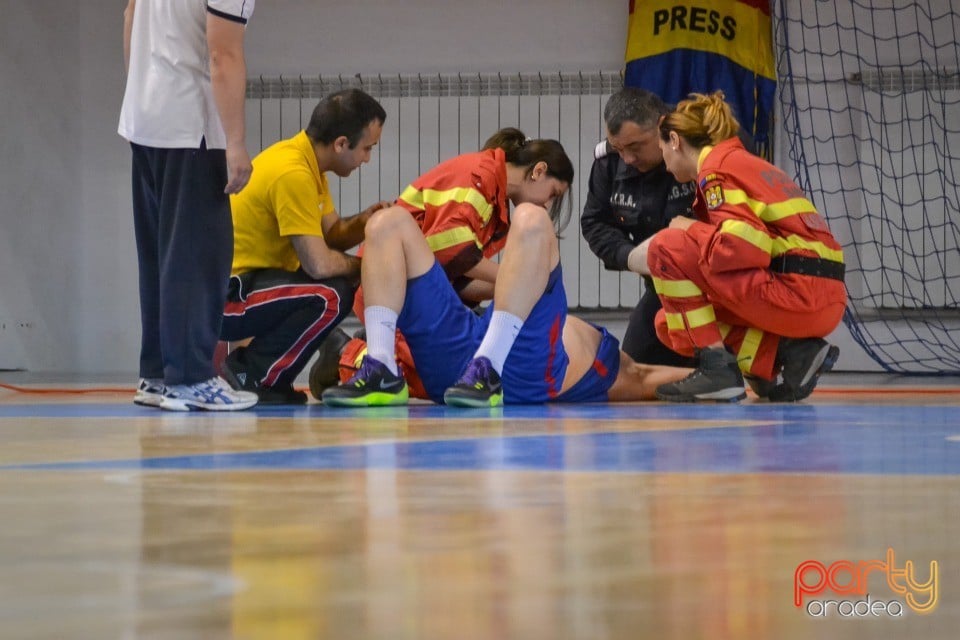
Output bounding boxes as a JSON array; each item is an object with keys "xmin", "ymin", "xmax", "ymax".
[
  {"xmin": 242, "ymin": 0, "xmax": 631, "ymax": 77},
  {"xmin": 0, "ymin": 2, "xmax": 85, "ymax": 370},
  {"xmin": 0, "ymin": 0, "xmax": 891, "ymax": 374}
]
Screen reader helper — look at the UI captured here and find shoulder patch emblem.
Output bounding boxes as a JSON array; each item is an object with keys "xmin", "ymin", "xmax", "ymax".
[
  {"xmin": 704, "ymin": 184, "xmax": 724, "ymax": 209},
  {"xmin": 594, "ymin": 140, "xmax": 611, "ymax": 159}
]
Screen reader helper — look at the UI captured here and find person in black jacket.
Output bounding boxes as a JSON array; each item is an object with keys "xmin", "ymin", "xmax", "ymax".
[{"xmin": 581, "ymin": 88, "xmax": 695, "ymax": 367}]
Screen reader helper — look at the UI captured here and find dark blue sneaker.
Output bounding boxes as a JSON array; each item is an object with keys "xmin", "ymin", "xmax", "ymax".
[
  {"xmin": 321, "ymin": 355, "xmax": 408, "ymax": 407},
  {"xmin": 443, "ymin": 357, "xmax": 504, "ymax": 407}
]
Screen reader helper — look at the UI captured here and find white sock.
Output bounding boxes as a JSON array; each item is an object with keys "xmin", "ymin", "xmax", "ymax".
[
  {"xmin": 474, "ymin": 310, "xmax": 524, "ymax": 374},
  {"xmin": 364, "ymin": 306, "xmax": 399, "ymax": 375}
]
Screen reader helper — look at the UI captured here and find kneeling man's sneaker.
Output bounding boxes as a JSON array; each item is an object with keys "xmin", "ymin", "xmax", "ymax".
[
  {"xmin": 321, "ymin": 355, "xmax": 408, "ymax": 407},
  {"xmin": 768, "ymin": 338, "xmax": 839, "ymax": 402},
  {"xmin": 443, "ymin": 357, "xmax": 503, "ymax": 408},
  {"xmin": 309, "ymin": 327, "xmax": 352, "ymax": 400},
  {"xmin": 655, "ymin": 347, "xmax": 745, "ymax": 403},
  {"xmin": 133, "ymin": 378, "xmax": 164, "ymax": 407},
  {"xmin": 221, "ymin": 348, "xmax": 307, "ymax": 406},
  {"xmin": 160, "ymin": 376, "xmax": 258, "ymax": 412}
]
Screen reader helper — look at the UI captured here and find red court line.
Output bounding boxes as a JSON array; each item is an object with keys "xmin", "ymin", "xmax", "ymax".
[
  {"xmin": 0, "ymin": 383, "xmax": 133, "ymax": 395},
  {"xmin": 814, "ymin": 387, "xmax": 960, "ymax": 395}
]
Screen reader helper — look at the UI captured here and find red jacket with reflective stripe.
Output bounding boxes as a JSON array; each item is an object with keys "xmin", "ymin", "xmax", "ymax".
[
  {"xmin": 685, "ymin": 137, "xmax": 843, "ymax": 275},
  {"xmin": 397, "ymin": 148, "xmax": 510, "ymax": 287}
]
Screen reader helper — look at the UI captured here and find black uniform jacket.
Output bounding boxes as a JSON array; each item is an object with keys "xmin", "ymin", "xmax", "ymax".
[{"xmin": 580, "ymin": 140, "xmax": 695, "ymax": 271}]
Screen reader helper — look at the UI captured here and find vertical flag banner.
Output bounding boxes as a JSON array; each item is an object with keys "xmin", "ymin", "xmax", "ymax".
[{"xmin": 624, "ymin": 0, "xmax": 776, "ymax": 158}]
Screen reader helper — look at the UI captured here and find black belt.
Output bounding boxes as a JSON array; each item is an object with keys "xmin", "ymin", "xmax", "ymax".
[{"xmin": 770, "ymin": 254, "xmax": 845, "ymax": 281}]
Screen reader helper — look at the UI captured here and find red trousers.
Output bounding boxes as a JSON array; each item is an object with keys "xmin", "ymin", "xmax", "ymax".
[{"xmin": 647, "ymin": 228, "xmax": 846, "ymax": 379}]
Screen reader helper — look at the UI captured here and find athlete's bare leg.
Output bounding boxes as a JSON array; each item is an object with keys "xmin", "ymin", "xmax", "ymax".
[
  {"xmin": 361, "ymin": 206, "xmax": 435, "ymax": 312},
  {"xmin": 490, "ymin": 203, "xmax": 558, "ymax": 318},
  {"xmin": 606, "ymin": 351, "xmax": 691, "ymax": 401}
]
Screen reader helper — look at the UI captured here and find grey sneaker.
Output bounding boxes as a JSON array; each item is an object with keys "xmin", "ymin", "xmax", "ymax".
[
  {"xmin": 160, "ymin": 376, "xmax": 258, "ymax": 412},
  {"xmin": 133, "ymin": 378, "xmax": 164, "ymax": 407},
  {"xmin": 656, "ymin": 347, "xmax": 746, "ymax": 403},
  {"xmin": 768, "ymin": 338, "xmax": 839, "ymax": 402}
]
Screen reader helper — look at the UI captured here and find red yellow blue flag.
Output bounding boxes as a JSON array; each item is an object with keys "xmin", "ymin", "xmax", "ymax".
[{"xmin": 624, "ymin": 0, "xmax": 776, "ymax": 157}]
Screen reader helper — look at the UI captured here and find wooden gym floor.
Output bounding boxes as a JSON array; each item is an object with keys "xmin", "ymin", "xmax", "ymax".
[{"xmin": 0, "ymin": 372, "xmax": 958, "ymax": 639}]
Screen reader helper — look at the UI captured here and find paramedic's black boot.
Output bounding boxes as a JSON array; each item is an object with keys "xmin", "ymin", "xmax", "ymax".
[{"xmin": 655, "ymin": 347, "xmax": 745, "ymax": 403}]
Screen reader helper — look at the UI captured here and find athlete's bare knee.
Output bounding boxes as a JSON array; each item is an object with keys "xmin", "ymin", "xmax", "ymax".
[
  {"xmin": 509, "ymin": 203, "xmax": 552, "ymax": 240},
  {"xmin": 365, "ymin": 206, "xmax": 414, "ymax": 245}
]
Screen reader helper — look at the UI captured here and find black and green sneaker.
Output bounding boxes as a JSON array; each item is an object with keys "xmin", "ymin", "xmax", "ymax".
[
  {"xmin": 321, "ymin": 355, "xmax": 408, "ymax": 407},
  {"xmin": 443, "ymin": 357, "xmax": 504, "ymax": 408}
]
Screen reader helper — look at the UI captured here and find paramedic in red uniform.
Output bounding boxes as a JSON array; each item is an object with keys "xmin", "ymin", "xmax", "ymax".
[{"xmin": 639, "ymin": 91, "xmax": 846, "ymax": 402}]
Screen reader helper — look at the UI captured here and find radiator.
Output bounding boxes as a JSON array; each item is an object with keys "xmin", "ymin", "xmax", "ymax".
[{"xmin": 245, "ymin": 72, "xmax": 643, "ymax": 312}]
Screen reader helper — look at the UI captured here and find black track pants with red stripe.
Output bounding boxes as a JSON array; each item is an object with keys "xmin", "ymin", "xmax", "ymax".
[{"xmin": 221, "ymin": 269, "xmax": 355, "ymax": 389}]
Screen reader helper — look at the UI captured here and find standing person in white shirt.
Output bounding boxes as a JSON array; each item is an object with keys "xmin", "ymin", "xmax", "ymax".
[{"xmin": 118, "ymin": 0, "xmax": 258, "ymax": 411}]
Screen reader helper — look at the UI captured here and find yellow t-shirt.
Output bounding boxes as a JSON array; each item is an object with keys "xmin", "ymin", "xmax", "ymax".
[{"xmin": 230, "ymin": 130, "xmax": 336, "ymax": 274}]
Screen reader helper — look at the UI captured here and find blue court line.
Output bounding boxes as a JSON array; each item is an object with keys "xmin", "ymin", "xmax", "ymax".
[
  {"xmin": 0, "ymin": 401, "xmax": 954, "ymax": 422},
  {"xmin": 2, "ymin": 405, "xmax": 958, "ymax": 475}
]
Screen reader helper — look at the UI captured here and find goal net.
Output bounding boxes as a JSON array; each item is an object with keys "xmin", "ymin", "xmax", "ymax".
[{"xmin": 774, "ymin": 0, "xmax": 960, "ymax": 373}]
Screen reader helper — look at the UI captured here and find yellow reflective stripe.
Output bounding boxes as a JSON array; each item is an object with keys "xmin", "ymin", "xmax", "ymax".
[
  {"xmin": 719, "ymin": 219, "xmax": 773, "ymax": 255},
  {"xmin": 718, "ymin": 322, "xmax": 732, "ymax": 339},
  {"xmin": 685, "ymin": 304, "xmax": 716, "ymax": 329},
  {"xmin": 426, "ymin": 226, "xmax": 482, "ymax": 252},
  {"xmin": 353, "ymin": 346, "xmax": 368, "ymax": 369},
  {"xmin": 710, "ymin": 189, "xmax": 845, "ymax": 263},
  {"xmin": 761, "ymin": 198, "xmax": 818, "ymax": 223},
  {"xmin": 398, "ymin": 185, "xmax": 424, "ymax": 209},
  {"xmin": 399, "ymin": 185, "xmax": 493, "ymax": 223},
  {"xmin": 721, "ymin": 189, "xmax": 764, "ymax": 217},
  {"xmin": 665, "ymin": 312, "xmax": 685, "ymax": 331},
  {"xmin": 724, "ymin": 189, "xmax": 818, "ymax": 224},
  {"xmin": 737, "ymin": 328, "xmax": 764, "ymax": 373},
  {"xmin": 771, "ymin": 236, "xmax": 845, "ymax": 263},
  {"xmin": 652, "ymin": 277, "xmax": 703, "ymax": 298}
]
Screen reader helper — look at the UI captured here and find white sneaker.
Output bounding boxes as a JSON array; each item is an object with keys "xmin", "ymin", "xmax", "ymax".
[
  {"xmin": 134, "ymin": 378, "xmax": 165, "ymax": 407},
  {"xmin": 160, "ymin": 376, "xmax": 258, "ymax": 412}
]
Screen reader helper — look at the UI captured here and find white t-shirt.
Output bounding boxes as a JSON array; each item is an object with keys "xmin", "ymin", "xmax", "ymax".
[{"xmin": 118, "ymin": 0, "xmax": 255, "ymax": 149}]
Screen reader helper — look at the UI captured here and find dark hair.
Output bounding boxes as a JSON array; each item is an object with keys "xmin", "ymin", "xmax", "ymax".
[
  {"xmin": 305, "ymin": 89, "xmax": 387, "ymax": 148},
  {"xmin": 481, "ymin": 127, "xmax": 575, "ymax": 230},
  {"xmin": 603, "ymin": 87, "xmax": 670, "ymax": 135}
]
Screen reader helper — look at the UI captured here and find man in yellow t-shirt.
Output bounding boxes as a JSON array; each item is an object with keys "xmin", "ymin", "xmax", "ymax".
[{"xmin": 220, "ymin": 89, "xmax": 388, "ymax": 404}]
